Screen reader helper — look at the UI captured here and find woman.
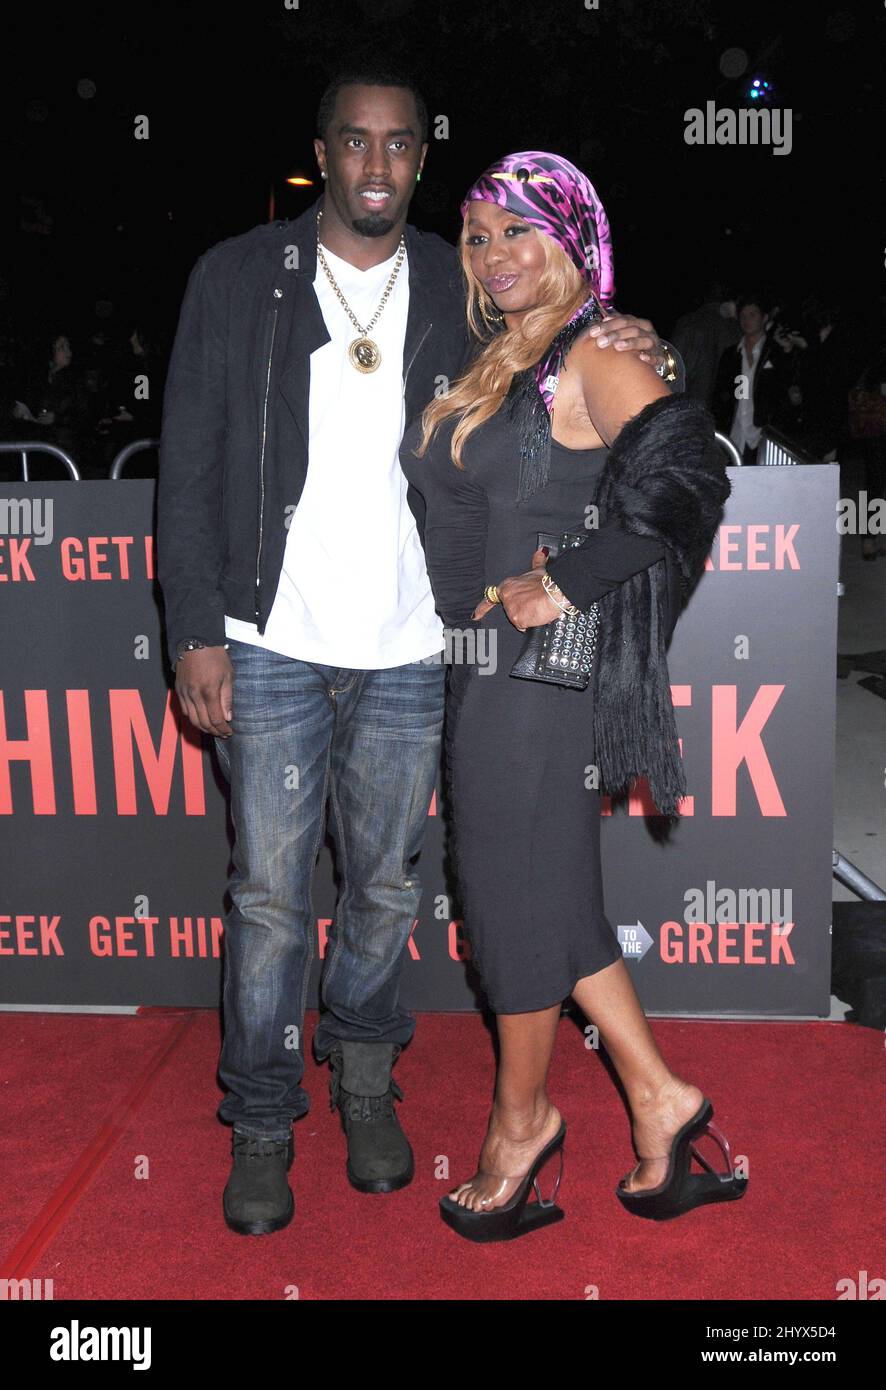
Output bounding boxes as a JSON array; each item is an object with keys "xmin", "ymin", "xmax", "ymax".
[
  {"xmin": 399, "ymin": 152, "xmax": 746, "ymax": 1241},
  {"xmin": 96, "ymin": 324, "xmax": 166, "ymax": 475},
  {"xmin": 13, "ymin": 332, "xmax": 90, "ymax": 459}
]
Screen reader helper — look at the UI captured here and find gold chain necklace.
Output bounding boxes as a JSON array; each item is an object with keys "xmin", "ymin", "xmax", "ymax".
[{"xmin": 315, "ymin": 208, "xmax": 406, "ymax": 373}]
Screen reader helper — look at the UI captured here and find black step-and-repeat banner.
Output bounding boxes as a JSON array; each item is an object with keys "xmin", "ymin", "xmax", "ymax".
[{"xmin": 0, "ymin": 467, "xmax": 838, "ymax": 1016}]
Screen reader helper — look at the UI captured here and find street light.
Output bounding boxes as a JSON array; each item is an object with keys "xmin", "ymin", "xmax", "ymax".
[{"xmin": 268, "ymin": 174, "xmax": 314, "ymax": 221}]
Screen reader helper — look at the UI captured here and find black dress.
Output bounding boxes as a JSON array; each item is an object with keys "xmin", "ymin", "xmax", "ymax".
[{"xmin": 399, "ymin": 404, "xmax": 669, "ymax": 1014}]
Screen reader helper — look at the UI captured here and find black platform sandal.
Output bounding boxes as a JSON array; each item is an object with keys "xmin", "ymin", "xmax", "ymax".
[
  {"xmin": 439, "ymin": 1120, "xmax": 566, "ymax": 1243},
  {"xmin": 615, "ymin": 1098, "xmax": 748, "ymax": 1221}
]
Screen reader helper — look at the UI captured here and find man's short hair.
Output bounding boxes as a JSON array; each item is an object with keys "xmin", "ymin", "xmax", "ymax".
[
  {"xmin": 737, "ymin": 291, "xmax": 768, "ymax": 315},
  {"xmin": 316, "ymin": 67, "xmax": 428, "ymax": 145}
]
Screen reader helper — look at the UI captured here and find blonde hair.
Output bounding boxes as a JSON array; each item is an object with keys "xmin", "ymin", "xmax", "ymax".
[{"xmin": 413, "ymin": 229, "xmax": 592, "ymax": 468}]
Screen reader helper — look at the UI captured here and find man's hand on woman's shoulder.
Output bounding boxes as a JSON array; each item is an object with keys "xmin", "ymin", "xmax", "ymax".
[{"xmin": 585, "ymin": 311, "xmax": 664, "ymax": 367}]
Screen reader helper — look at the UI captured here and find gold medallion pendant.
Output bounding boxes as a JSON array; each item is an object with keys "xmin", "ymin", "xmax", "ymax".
[
  {"xmin": 349, "ymin": 337, "xmax": 381, "ymax": 373},
  {"xmin": 316, "ymin": 206, "xmax": 405, "ymax": 374}
]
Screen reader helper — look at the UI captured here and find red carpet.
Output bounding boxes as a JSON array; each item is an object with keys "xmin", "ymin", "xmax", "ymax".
[{"xmin": 1, "ymin": 1010, "xmax": 883, "ymax": 1300}]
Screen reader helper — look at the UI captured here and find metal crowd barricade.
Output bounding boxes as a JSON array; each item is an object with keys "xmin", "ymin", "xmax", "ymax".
[
  {"xmin": 714, "ymin": 431, "xmax": 742, "ymax": 466},
  {"xmin": 0, "ymin": 441, "xmax": 80, "ymax": 480},
  {"xmin": 109, "ymin": 438, "xmax": 160, "ymax": 478},
  {"xmin": 758, "ymin": 426, "xmax": 823, "ymax": 467},
  {"xmin": 833, "ymin": 852, "xmax": 886, "ymax": 902}
]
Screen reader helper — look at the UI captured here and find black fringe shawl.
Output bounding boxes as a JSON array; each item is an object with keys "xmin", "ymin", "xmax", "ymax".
[{"xmin": 586, "ymin": 393, "xmax": 731, "ymax": 821}]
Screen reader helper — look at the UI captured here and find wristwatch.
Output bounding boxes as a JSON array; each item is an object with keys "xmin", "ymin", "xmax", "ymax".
[
  {"xmin": 655, "ymin": 344, "xmax": 679, "ymax": 383},
  {"xmin": 175, "ymin": 637, "xmax": 229, "ymax": 662}
]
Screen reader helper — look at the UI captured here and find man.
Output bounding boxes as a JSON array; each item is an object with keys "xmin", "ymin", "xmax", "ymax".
[
  {"xmin": 671, "ymin": 279, "xmax": 740, "ymax": 411},
  {"xmin": 157, "ymin": 66, "xmax": 678, "ymax": 1236},
  {"xmin": 712, "ymin": 292, "xmax": 793, "ymax": 464}
]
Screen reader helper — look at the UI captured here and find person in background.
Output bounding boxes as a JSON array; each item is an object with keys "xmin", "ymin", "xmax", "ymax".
[
  {"xmin": 12, "ymin": 331, "xmax": 91, "ymax": 462},
  {"xmin": 671, "ymin": 279, "xmax": 740, "ymax": 411},
  {"xmin": 712, "ymin": 293, "xmax": 796, "ymax": 464},
  {"xmin": 104, "ymin": 327, "xmax": 164, "ymax": 423},
  {"xmin": 97, "ymin": 325, "xmax": 166, "ymax": 475},
  {"xmin": 847, "ymin": 336, "xmax": 886, "ymax": 559},
  {"xmin": 793, "ymin": 296, "xmax": 858, "ymax": 463}
]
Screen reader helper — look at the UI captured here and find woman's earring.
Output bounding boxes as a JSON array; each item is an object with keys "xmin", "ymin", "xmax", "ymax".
[{"xmin": 321, "ymin": 170, "xmax": 328, "ymax": 180}]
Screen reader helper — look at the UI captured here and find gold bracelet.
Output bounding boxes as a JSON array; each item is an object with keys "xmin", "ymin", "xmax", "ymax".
[{"xmin": 541, "ymin": 570, "xmax": 579, "ymax": 615}]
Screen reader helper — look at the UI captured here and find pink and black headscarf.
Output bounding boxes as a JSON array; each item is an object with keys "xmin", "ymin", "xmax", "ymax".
[{"xmin": 460, "ymin": 150, "xmax": 616, "ymax": 499}]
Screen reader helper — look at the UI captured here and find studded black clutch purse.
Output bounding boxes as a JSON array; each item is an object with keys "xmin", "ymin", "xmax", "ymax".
[{"xmin": 509, "ymin": 530, "xmax": 601, "ymax": 690}]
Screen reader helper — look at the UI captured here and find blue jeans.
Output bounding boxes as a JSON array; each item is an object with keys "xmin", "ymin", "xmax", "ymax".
[{"xmin": 213, "ymin": 640, "xmax": 445, "ymax": 1140}]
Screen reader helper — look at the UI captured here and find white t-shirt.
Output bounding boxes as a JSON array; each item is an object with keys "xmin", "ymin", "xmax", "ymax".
[{"xmin": 225, "ymin": 243, "xmax": 444, "ymax": 668}]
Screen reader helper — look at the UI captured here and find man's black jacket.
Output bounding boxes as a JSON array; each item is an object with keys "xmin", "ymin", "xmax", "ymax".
[
  {"xmin": 711, "ymin": 330, "xmax": 790, "ymax": 436},
  {"xmin": 156, "ymin": 196, "xmax": 470, "ymax": 666}
]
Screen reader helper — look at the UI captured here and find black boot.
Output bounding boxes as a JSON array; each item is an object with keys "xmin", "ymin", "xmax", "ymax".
[
  {"xmin": 222, "ymin": 1130, "xmax": 294, "ymax": 1235},
  {"xmin": 328, "ymin": 1042, "xmax": 414, "ymax": 1193}
]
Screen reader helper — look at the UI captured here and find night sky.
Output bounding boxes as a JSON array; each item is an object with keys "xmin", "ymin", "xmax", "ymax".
[{"xmin": 4, "ymin": 0, "xmax": 883, "ymax": 357}]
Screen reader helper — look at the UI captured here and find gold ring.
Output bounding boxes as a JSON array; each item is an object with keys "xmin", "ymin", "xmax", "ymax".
[{"xmin": 484, "ymin": 585, "xmax": 501, "ymax": 604}]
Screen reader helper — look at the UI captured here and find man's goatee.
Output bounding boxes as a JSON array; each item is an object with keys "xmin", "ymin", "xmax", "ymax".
[{"xmin": 351, "ymin": 215, "xmax": 396, "ymax": 238}]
